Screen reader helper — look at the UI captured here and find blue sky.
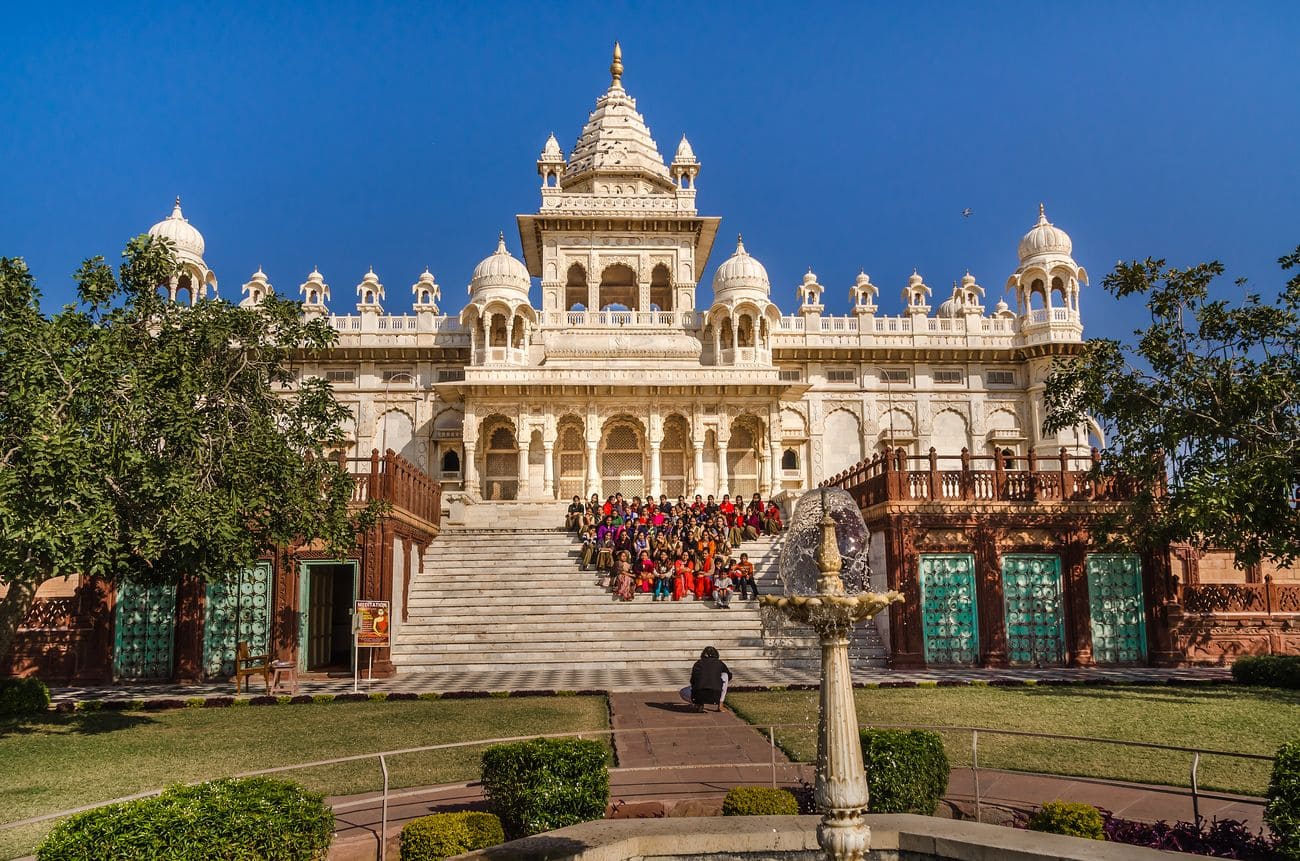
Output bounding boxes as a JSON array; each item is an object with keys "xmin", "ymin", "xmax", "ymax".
[{"xmin": 3, "ymin": 1, "xmax": 1298, "ymax": 342}]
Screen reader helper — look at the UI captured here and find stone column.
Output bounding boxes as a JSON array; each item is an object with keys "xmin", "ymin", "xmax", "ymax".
[
  {"xmin": 692, "ymin": 442, "xmax": 705, "ymax": 497},
  {"xmin": 463, "ymin": 443, "xmax": 478, "ymax": 498},
  {"xmin": 516, "ymin": 439, "xmax": 530, "ymax": 501},
  {"xmin": 587, "ymin": 441, "xmax": 600, "ymax": 499},
  {"xmin": 649, "ymin": 442, "xmax": 662, "ymax": 498},
  {"xmin": 758, "ymin": 451, "xmax": 770, "ymax": 497},
  {"xmin": 542, "ymin": 442, "xmax": 555, "ymax": 499},
  {"xmin": 770, "ymin": 441, "xmax": 784, "ymax": 495},
  {"xmin": 717, "ymin": 439, "xmax": 729, "ymax": 497}
]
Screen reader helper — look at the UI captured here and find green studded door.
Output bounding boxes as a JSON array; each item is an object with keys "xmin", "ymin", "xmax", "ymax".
[
  {"xmin": 202, "ymin": 563, "xmax": 273, "ymax": 678},
  {"xmin": 918, "ymin": 554, "xmax": 979, "ymax": 665},
  {"xmin": 1087, "ymin": 554, "xmax": 1147, "ymax": 664},
  {"xmin": 113, "ymin": 582, "xmax": 177, "ymax": 680},
  {"xmin": 1000, "ymin": 554, "xmax": 1064, "ymax": 666}
]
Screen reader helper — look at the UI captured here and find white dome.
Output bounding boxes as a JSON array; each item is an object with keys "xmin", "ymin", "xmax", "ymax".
[
  {"xmin": 148, "ymin": 197, "xmax": 205, "ymax": 259},
  {"xmin": 470, "ymin": 233, "xmax": 531, "ymax": 296},
  {"xmin": 712, "ymin": 235, "xmax": 770, "ymax": 298},
  {"xmin": 1018, "ymin": 203, "xmax": 1073, "ymax": 261},
  {"xmin": 937, "ymin": 297, "xmax": 961, "ymax": 318}
]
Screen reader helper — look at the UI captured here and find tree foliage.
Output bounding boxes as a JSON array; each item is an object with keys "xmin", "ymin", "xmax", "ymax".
[
  {"xmin": 1043, "ymin": 247, "xmax": 1300, "ymax": 566},
  {"xmin": 0, "ymin": 236, "xmax": 370, "ymax": 660}
]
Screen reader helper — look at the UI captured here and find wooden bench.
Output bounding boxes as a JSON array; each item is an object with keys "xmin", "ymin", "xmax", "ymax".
[{"xmin": 234, "ymin": 642, "xmax": 271, "ymax": 693}]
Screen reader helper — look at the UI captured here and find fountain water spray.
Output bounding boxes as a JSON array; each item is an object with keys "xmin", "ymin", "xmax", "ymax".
[{"xmin": 762, "ymin": 488, "xmax": 902, "ymax": 860}]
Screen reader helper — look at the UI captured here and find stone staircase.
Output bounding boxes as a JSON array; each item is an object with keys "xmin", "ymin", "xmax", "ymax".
[{"xmin": 392, "ymin": 522, "xmax": 889, "ymax": 676}]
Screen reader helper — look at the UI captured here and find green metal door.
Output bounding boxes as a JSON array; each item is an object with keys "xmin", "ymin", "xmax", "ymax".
[
  {"xmin": 918, "ymin": 554, "xmax": 979, "ymax": 665},
  {"xmin": 202, "ymin": 563, "xmax": 273, "ymax": 678},
  {"xmin": 1087, "ymin": 554, "xmax": 1147, "ymax": 664},
  {"xmin": 113, "ymin": 582, "xmax": 177, "ymax": 680},
  {"xmin": 1000, "ymin": 554, "xmax": 1064, "ymax": 666}
]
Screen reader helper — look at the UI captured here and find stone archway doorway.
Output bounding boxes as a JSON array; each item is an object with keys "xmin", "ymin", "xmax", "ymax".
[{"xmin": 600, "ymin": 420, "xmax": 646, "ymax": 499}]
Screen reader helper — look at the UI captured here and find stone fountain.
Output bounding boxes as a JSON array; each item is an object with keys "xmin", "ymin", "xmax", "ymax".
[{"xmin": 761, "ymin": 488, "xmax": 903, "ymax": 861}]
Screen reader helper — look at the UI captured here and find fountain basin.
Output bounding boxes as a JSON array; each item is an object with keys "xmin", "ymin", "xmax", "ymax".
[{"xmin": 448, "ymin": 814, "xmax": 1200, "ymax": 860}]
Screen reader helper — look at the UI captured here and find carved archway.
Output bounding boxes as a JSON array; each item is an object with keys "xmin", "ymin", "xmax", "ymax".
[
  {"xmin": 661, "ymin": 414, "xmax": 690, "ymax": 497},
  {"xmin": 481, "ymin": 418, "xmax": 518, "ymax": 501},
  {"xmin": 599, "ymin": 417, "xmax": 647, "ymax": 498},
  {"xmin": 556, "ymin": 416, "xmax": 586, "ymax": 500}
]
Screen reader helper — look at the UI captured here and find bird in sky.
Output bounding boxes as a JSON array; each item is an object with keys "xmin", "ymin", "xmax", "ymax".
[{"xmin": 961, "ymin": 207, "xmax": 974, "ymax": 218}]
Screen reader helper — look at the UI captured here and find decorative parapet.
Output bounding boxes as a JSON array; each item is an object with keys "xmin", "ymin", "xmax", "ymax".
[
  {"xmin": 538, "ymin": 187, "xmax": 698, "ymax": 216},
  {"xmin": 1181, "ymin": 581, "xmax": 1300, "ymax": 615},
  {"xmin": 337, "ymin": 449, "xmax": 442, "ymax": 533}
]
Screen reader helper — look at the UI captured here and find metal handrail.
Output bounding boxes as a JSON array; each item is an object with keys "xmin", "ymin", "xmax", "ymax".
[{"xmin": 1, "ymin": 720, "xmax": 1271, "ymax": 844}]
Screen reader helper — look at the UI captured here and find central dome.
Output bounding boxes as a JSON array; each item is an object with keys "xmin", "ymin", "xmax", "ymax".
[
  {"xmin": 711, "ymin": 236, "xmax": 770, "ymax": 299},
  {"xmin": 470, "ymin": 233, "xmax": 531, "ymax": 298}
]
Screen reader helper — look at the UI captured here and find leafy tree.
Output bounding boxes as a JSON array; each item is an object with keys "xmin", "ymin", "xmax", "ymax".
[
  {"xmin": 1043, "ymin": 247, "xmax": 1300, "ymax": 567},
  {"xmin": 0, "ymin": 236, "xmax": 370, "ymax": 663}
]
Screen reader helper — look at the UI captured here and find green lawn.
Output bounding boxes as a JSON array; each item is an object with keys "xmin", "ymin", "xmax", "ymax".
[
  {"xmin": 728, "ymin": 684, "xmax": 1300, "ymax": 798},
  {"xmin": 0, "ymin": 695, "xmax": 608, "ymax": 860}
]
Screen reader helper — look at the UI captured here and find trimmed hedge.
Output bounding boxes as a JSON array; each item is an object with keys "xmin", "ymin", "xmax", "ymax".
[
  {"xmin": 399, "ymin": 811, "xmax": 504, "ymax": 860},
  {"xmin": 480, "ymin": 737, "xmax": 608, "ymax": 839},
  {"xmin": 1268, "ymin": 740, "xmax": 1300, "ymax": 859},
  {"xmin": 36, "ymin": 777, "xmax": 333, "ymax": 860},
  {"xmin": 1027, "ymin": 801, "xmax": 1105, "ymax": 840},
  {"xmin": 0, "ymin": 676, "xmax": 51, "ymax": 717},
  {"xmin": 721, "ymin": 786, "xmax": 799, "ymax": 816},
  {"xmin": 860, "ymin": 728, "xmax": 950, "ymax": 815},
  {"xmin": 1233, "ymin": 655, "xmax": 1300, "ymax": 689}
]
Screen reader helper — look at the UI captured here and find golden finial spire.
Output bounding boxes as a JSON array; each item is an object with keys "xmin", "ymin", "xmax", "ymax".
[{"xmin": 610, "ymin": 42, "xmax": 623, "ymax": 88}]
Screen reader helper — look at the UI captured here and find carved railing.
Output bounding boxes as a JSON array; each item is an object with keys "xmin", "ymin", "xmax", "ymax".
[
  {"xmin": 1182, "ymin": 581, "xmax": 1300, "ymax": 615},
  {"xmin": 822, "ymin": 446, "xmax": 1134, "ymax": 508},
  {"xmin": 337, "ymin": 449, "xmax": 442, "ymax": 531}
]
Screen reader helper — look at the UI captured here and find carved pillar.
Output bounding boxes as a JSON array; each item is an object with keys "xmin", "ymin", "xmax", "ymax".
[
  {"xmin": 171, "ymin": 575, "xmax": 206, "ymax": 683},
  {"xmin": 770, "ymin": 442, "xmax": 784, "ymax": 495},
  {"xmin": 1147, "ymin": 545, "xmax": 1182, "ymax": 667},
  {"xmin": 717, "ymin": 439, "xmax": 730, "ymax": 497},
  {"xmin": 586, "ymin": 441, "xmax": 600, "ymax": 499},
  {"xmin": 1062, "ymin": 530, "xmax": 1095, "ymax": 667},
  {"xmin": 516, "ymin": 440, "xmax": 530, "ymax": 501},
  {"xmin": 72, "ymin": 576, "xmax": 115, "ymax": 684},
  {"xmin": 692, "ymin": 442, "xmax": 705, "ymax": 497},
  {"xmin": 885, "ymin": 514, "xmax": 925, "ymax": 669},
  {"xmin": 542, "ymin": 443, "xmax": 555, "ymax": 498},
  {"xmin": 974, "ymin": 525, "xmax": 1009, "ymax": 667},
  {"xmin": 463, "ymin": 442, "xmax": 479, "ymax": 497},
  {"xmin": 649, "ymin": 442, "xmax": 662, "ymax": 498}
]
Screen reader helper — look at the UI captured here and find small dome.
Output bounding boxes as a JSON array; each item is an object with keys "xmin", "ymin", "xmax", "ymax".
[
  {"xmin": 712, "ymin": 235, "xmax": 770, "ymax": 297},
  {"xmin": 802, "ymin": 268, "xmax": 819, "ymax": 286},
  {"xmin": 907, "ymin": 269, "xmax": 925, "ymax": 289},
  {"xmin": 470, "ymin": 233, "xmax": 531, "ymax": 296},
  {"xmin": 995, "ymin": 298, "xmax": 1013, "ymax": 317},
  {"xmin": 961, "ymin": 271, "xmax": 977, "ymax": 290},
  {"xmin": 1018, "ymin": 203, "xmax": 1073, "ymax": 261},
  {"xmin": 356, "ymin": 268, "xmax": 384, "ymax": 304},
  {"xmin": 854, "ymin": 271, "xmax": 872, "ymax": 288},
  {"xmin": 540, "ymin": 133, "xmax": 564, "ymax": 162},
  {"xmin": 937, "ymin": 297, "xmax": 961, "ymax": 318},
  {"xmin": 673, "ymin": 135, "xmax": 697, "ymax": 164},
  {"xmin": 148, "ymin": 197, "xmax": 205, "ymax": 259}
]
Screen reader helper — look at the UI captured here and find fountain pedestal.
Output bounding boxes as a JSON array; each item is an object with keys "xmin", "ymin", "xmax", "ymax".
[{"xmin": 761, "ymin": 490, "xmax": 902, "ymax": 861}]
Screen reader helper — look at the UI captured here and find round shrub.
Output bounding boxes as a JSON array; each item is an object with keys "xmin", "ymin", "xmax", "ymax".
[
  {"xmin": 400, "ymin": 811, "xmax": 504, "ymax": 860},
  {"xmin": 1267, "ymin": 740, "xmax": 1300, "ymax": 859},
  {"xmin": 480, "ymin": 737, "xmax": 608, "ymax": 839},
  {"xmin": 860, "ymin": 728, "xmax": 950, "ymax": 814},
  {"xmin": 1027, "ymin": 801, "xmax": 1105, "ymax": 840},
  {"xmin": 721, "ymin": 786, "xmax": 798, "ymax": 816},
  {"xmin": 37, "ymin": 777, "xmax": 333, "ymax": 860},
  {"xmin": 1233, "ymin": 655, "xmax": 1300, "ymax": 690},
  {"xmin": 0, "ymin": 676, "xmax": 51, "ymax": 717}
]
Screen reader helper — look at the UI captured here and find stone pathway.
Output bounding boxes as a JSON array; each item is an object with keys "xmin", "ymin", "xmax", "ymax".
[{"xmin": 49, "ymin": 665, "xmax": 1233, "ymax": 703}]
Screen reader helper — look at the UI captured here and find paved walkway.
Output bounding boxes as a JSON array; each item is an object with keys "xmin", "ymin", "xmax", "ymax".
[
  {"xmin": 50, "ymin": 665, "xmax": 1232, "ymax": 703},
  {"xmin": 324, "ymin": 689, "xmax": 1265, "ymax": 860}
]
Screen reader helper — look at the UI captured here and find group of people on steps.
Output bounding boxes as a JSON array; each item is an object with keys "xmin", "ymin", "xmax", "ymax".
[{"xmin": 565, "ymin": 492, "xmax": 783, "ymax": 609}]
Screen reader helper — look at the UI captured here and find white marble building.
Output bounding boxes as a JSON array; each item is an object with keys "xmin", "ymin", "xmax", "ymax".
[{"xmin": 148, "ymin": 45, "xmax": 1094, "ymax": 519}]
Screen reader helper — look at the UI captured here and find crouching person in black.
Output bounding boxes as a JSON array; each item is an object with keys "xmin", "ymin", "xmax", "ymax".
[{"xmin": 679, "ymin": 646, "xmax": 732, "ymax": 713}]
